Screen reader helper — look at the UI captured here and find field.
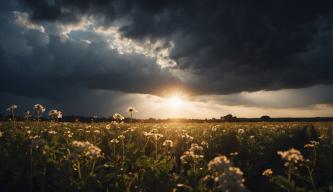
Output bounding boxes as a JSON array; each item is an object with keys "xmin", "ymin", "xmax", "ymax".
[{"xmin": 0, "ymin": 121, "xmax": 333, "ymax": 192}]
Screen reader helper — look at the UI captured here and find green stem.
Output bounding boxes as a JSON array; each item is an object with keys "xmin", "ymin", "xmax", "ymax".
[{"xmin": 77, "ymin": 160, "xmax": 82, "ymax": 179}]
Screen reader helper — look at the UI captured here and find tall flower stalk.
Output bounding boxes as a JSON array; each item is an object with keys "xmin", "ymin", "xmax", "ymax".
[{"xmin": 127, "ymin": 107, "xmax": 138, "ymax": 123}]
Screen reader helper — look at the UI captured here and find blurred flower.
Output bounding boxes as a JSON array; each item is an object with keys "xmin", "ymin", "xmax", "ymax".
[
  {"xmin": 304, "ymin": 140, "xmax": 319, "ymax": 149},
  {"xmin": 48, "ymin": 130, "xmax": 57, "ymax": 135},
  {"xmin": 262, "ymin": 169, "xmax": 273, "ymax": 177},
  {"xmin": 201, "ymin": 141, "xmax": 209, "ymax": 148},
  {"xmin": 206, "ymin": 155, "xmax": 246, "ymax": 192},
  {"xmin": 0, "ymin": 131, "xmax": 3, "ymax": 137},
  {"xmin": 48, "ymin": 110, "xmax": 63, "ymax": 120},
  {"xmin": 277, "ymin": 148, "xmax": 304, "ymax": 167},
  {"xmin": 110, "ymin": 139, "xmax": 120, "ymax": 144},
  {"xmin": 162, "ymin": 139, "xmax": 174, "ymax": 148},
  {"xmin": 118, "ymin": 134, "xmax": 125, "ymax": 140},
  {"xmin": 238, "ymin": 129, "xmax": 245, "ymax": 134},
  {"xmin": 72, "ymin": 141, "xmax": 102, "ymax": 159},
  {"xmin": 24, "ymin": 110, "xmax": 32, "ymax": 119},
  {"xmin": 113, "ymin": 113, "xmax": 124, "ymax": 121},
  {"xmin": 6, "ymin": 105, "xmax": 17, "ymax": 113},
  {"xmin": 181, "ymin": 133, "xmax": 194, "ymax": 143},
  {"xmin": 34, "ymin": 104, "xmax": 45, "ymax": 114},
  {"xmin": 180, "ymin": 143, "xmax": 204, "ymax": 164}
]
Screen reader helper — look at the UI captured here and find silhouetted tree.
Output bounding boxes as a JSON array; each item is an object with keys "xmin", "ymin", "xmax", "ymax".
[{"xmin": 260, "ymin": 115, "xmax": 271, "ymax": 121}]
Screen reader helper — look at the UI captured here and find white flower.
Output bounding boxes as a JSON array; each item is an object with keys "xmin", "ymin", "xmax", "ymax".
[
  {"xmin": 48, "ymin": 130, "xmax": 57, "ymax": 135},
  {"xmin": 262, "ymin": 169, "xmax": 273, "ymax": 177},
  {"xmin": 277, "ymin": 148, "xmax": 304, "ymax": 167},
  {"xmin": 181, "ymin": 133, "xmax": 194, "ymax": 142},
  {"xmin": 113, "ymin": 113, "xmax": 124, "ymax": 121},
  {"xmin": 238, "ymin": 129, "xmax": 245, "ymax": 134},
  {"xmin": 48, "ymin": 109, "xmax": 63, "ymax": 119},
  {"xmin": 6, "ymin": 105, "xmax": 17, "ymax": 112},
  {"xmin": 34, "ymin": 104, "xmax": 46, "ymax": 113},
  {"xmin": 201, "ymin": 141, "xmax": 209, "ymax": 148},
  {"xmin": 72, "ymin": 141, "xmax": 102, "ymax": 159},
  {"xmin": 162, "ymin": 140, "xmax": 174, "ymax": 148},
  {"xmin": 207, "ymin": 155, "xmax": 246, "ymax": 192},
  {"xmin": 118, "ymin": 134, "xmax": 125, "ymax": 140},
  {"xmin": 180, "ymin": 143, "xmax": 204, "ymax": 164},
  {"xmin": 304, "ymin": 140, "xmax": 319, "ymax": 149},
  {"xmin": 110, "ymin": 139, "xmax": 120, "ymax": 144}
]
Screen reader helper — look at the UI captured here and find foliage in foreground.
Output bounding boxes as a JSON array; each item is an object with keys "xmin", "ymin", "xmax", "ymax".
[{"xmin": 0, "ymin": 120, "xmax": 333, "ymax": 192}]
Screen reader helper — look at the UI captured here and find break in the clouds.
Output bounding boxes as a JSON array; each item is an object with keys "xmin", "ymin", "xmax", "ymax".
[{"xmin": 0, "ymin": 0, "xmax": 333, "ymax": 117}]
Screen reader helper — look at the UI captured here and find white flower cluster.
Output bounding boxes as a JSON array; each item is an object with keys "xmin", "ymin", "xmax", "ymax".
[
  {"xmin": 180, "ymin": 143, "xmax": 204, "ymax": 164},
  {"xmin": 6, "ymin": 105, "xmax": 17, "ymax": 112},
  {"xmin": 206, "ymin": 155, "xmax": 246, "ymax": 192},
  {"xmin": 72, "ymin": 141, "xmax": 102, "ymax": 159},
  {"xmin": 48, "ymin": 110, "xmax": 63, "ymax": 119},
  {"xmin": 113, "ymin": 113, "xmax": 124, "ymax": 121},
  {"xmin": 181, "ymin": 132, "xmax": 194, "ymax": 143},
  {"xmin": 304, "ymin": 140, "xmax": 319, "ymax": 149},
  {"xmin": 162, "ymin": 139, "xmax": 174, "ymax": 149},
  {"xmin": 277, "ymin": 148, "xmax": 304, "ymax": 167},
  {"xmin": 34, "ymin": 104, "xmax": 46, "ymax": 114},
  {"xmin": 143, "ymin": 129, "xmax": 164, "ymax": 141}
]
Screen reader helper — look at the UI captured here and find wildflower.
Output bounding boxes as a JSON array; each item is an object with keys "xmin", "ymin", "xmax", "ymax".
[
  {"xmin": 304, "ymin": 140, "xmax": 319, "ymax": 149},
  {"xmin": 6, "ymin": 105, "xmax": 17, "ymax": 112},
  {"xmin": 181, "ymin": 133, "xmax": 194, "ymax": 143},
  {"xmin": 64, "ymin": 130, "xmax": 73, "ymax": 138},
  {"xmin": 189, "ymin": 143, "xmax": 203, "ymax": 154},
  {"xmin": 163, "ymin": 140, "xmax": 174, "ymax": 148},
  {"xmin": 48, "ymin": 109, "xmax": 63, "ymax": 120},
  {"xmin": 262, "ymin": 169, "xmax": 273, "ymax": 177},
  {"xmin": 180, "ymin": 143, "xmax": 204, "ymax": 164},
  {"xmin": 230, "ymin": 152, "xmax": 239, "ymax": 156},
  {"xmin": 201, "ymin": 141, "xmax": 209, "ymax": 148},
  {"xmin": 238, "ymin": 129, "xmax": 245, "ymax": 134},
  {"xmin": 72, "ymin": 141, "xmax": 102, "ymax": 159},
  {"xmin": 143, "ymin": 129, "xmax": 163, "ymax": 141},
  {"xmin": 277, "ymin": 148, "xmax": 304, "ymax": 167},
  {"xmin": 212, "ymin": 126, "xmax": 218, "ymax": 132},
  {"xmin": 93, "ymin": 130, "xmax": 101, "ymax": 134},
  {"xmin": 208, "ymin": 155, "xmax": 231, "ymax": 172},
  {"xmin": 206, "ymin": 155, "xmax": 246, "ymax": 192},
  {"xmin": 105, "ymin": 124, "xmax": 111, "ymax": 130},
  {"xmin": 48, "ymin": 130, "xmax": 57, "ymax": 135},
  {"xmin": 24, "ymin": 110, "xmax": 32, "ymax": 119},
  {"xmin": 113, "ymin": 113, "xmax": 124, "ymax": 122},
  {"xmin": 110, "ymin": 139, "xmax": 119, "ymax": 144},
  {"xmin": 118, "ymin": 134, "xmax": 125, "ymax": 140},
  {"xmin": 33, "ymin": 104, "xmax": 45, "ymax": 120}
]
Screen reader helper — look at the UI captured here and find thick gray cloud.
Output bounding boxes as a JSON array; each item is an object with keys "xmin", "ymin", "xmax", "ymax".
[
  {"xmin": 15, "ymin": 0, "xmax": 333, "ymax": 95},
  {"xmin": 1, "ymin": 0, "xmax": 333, "ymax": 116}
]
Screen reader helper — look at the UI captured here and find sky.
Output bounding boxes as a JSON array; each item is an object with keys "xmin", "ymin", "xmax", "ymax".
[{"xmin": 0, "ymin": 0, "xmax": 333, "ymax": 118}]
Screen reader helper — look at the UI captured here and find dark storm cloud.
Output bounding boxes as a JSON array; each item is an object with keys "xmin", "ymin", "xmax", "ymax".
[
  {"xmin": 16, "ymin": 0, "xmax": 333, "ymax": 95},
  {"xmin": 0, "ymin": 9, "xmax": 180, "ymax": 101}
]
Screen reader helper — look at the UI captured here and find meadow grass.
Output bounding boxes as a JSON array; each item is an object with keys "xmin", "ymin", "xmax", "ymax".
[{"xmin": 0, "ymin": 121, "xmax": 332, "ymax": 191}]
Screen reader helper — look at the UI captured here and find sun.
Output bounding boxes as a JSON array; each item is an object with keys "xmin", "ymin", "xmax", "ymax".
[{"xmin": 169, "ymin": 96, "xmax": 182, "ymax": 108}]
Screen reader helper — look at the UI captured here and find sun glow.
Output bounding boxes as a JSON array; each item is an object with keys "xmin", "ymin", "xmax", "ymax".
[{"xmin": 169, "ymin": 96, "xmax": 182, "ymax": 108}]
